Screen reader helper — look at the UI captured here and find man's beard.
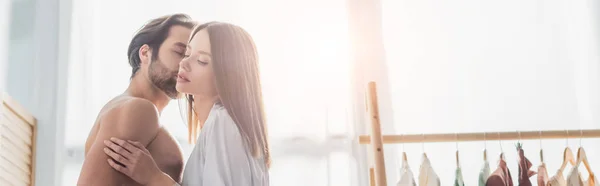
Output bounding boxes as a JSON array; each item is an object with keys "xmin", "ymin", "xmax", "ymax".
[{"xmin": 148, "ymin": 60, "xmax": 179, "ymax": 99}]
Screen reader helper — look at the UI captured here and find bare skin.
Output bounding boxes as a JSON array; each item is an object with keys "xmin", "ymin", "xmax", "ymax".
[
  {"xmin": 79, "ymin": 96, "xmax": 184, "ymax": 186},
  {"xmin": 104, "ymin": 23, "xmax": 270, "ymax": 186},
  {"xmin": 77, "ymin": 25, "xmax": 191, "ymax": 186},
  {"xmin": 104, "ymin": 26, "xmax": 222, "ymax": 186},
  {"xmin": 102, "ymin": 27, "xmax": 221, "ymax": 186}
]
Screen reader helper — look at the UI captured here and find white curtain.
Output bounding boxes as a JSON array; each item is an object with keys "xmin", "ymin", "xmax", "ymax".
[
  {"xmin": 64, "ymin": 0, "xmax": 358, "ymax": 185},
  {"xmin": 382, "ymin": 0, "xmax": 600, "ymax": 185}
]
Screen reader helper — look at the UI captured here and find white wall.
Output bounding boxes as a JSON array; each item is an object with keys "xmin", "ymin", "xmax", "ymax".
[
  {"xmin": 6, "ymin": 0, "xmax": 36, "ymax": 106},
  {"xmin": 5, "ymin": 0, "xmax": 70, "ymax": 185},
  {"xmin": 381, "ymin": 0, "xmax": 600, "ymax": 185},
  {"xmin": 0, "ymin": 0, "xmax": 10, "ymax": 91}
]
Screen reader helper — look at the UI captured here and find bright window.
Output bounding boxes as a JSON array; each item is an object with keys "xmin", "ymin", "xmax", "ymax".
[{"xmin": 381, "ymin": 0, "xmax": 600, "ymax": 184}]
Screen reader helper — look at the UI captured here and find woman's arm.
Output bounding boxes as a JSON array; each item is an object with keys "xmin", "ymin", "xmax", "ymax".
[{"xmin": 104, "ymin": 138, "xmax": 179, "ymax": 186}]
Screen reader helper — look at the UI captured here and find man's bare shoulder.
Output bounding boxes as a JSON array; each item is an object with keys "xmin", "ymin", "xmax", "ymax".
[
  {"xmin": 98, "ymin": 96, "xmax": 161, "ymax": 141},
  {"xmin": 78, "ymin": 97, "xmax": 161, "ymax": 185}
]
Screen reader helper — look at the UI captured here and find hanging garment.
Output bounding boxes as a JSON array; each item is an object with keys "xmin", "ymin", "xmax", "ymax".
[
  {"xmin": 455, "ymin": 167, "xmax": 465, "ymax": 186},
  {"xmin": 486, "ymin": 158, "xmax": 513, "ymax": 186},
  {"xmin": 588, "ymin": 175, "xmax": 600, "ymax": 186},
  {"xmin": 517, "ymin": 148, "xmax": 536, "ymax": 186},
  {"xmin": 397, "ymin": 158, "xmax": 416, "ymax": 186},
  {"xmin": 479, "ymin": 160, "xmax": 491, "ymax": 186},
  {"xmin": 567, "ymin": 166, "xmax": 599, "ymax": 186},
  {"xmin": 537, "ymin": 163, "xmax": 549, "ymax": 186},
  {"xmin": 566, "ymin": 167, "xmax": 583, "ymax": 186},
  {"xmin": 547, "ymin": 169, "xmax": 567, "ymax": 186},
  {"xmin": 586, "ymin": 174, "xmax": 600, "ymax": 186},
  {"xmin": 419, "ymin": 155, "xmax": 441, "ymax": 186}
]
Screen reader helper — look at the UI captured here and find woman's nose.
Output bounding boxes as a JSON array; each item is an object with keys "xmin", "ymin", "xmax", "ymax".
[{"xmin": 179, "ymin": 58, "xmax": 190, "ymax": 71}]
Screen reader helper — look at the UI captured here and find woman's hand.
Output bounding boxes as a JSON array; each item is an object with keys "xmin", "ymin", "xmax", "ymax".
[{"xmin": 103, "ymin": 137, "xmax": 164, "ymax": 185}]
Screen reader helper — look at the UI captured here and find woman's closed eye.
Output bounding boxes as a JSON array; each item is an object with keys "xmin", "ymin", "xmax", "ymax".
[{"xmin": 197, "ymin": 60, "xmax": 208, "ymax": 65}]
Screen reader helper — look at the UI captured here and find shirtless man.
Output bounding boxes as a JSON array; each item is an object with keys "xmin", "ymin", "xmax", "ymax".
[{"xmin": 77, "ymin": 14, "xmax": 195, "ymax": 185}]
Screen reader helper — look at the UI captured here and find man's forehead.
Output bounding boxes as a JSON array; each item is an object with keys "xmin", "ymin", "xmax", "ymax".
[
  {"xmin": 167, "ymin": 25, "xmax": 192, "ymax": 41},
  {"xmin": 163, "ymin": 26, "xmax": 192, "ymax": 49},
  {"xmin": 173, "ymin": 42, "xmax": 187, "ymax": 48}
]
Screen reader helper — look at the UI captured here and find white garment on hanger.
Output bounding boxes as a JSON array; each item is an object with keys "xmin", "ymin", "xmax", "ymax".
[
  {"xmin": 548, "ymin": 169, "xmax": 567, "ymax": 186},
  {"xmin": 478, "ymin": 160, "xmax": 490, "ymax": 186},
  {"xmin": 566, "ymin": 167, "xmax": 583, "ymax": 186},
  {"xmin": 397, "ymin": 158, "xmax": 416, "ymax": 186},
  {"xmin": 454, "ymin": 167, "xmax": 465, "ymax": 186},
  {"xmin": 418, "ymin": 155, "xmax": 440, "ymax": 186},
  {"xmin": 587, "ymin": 179, "xmax": 600, "ymax": 186},
  {"xmin": 566, "ymin": 165, "xmax": 599, "ymax": 186}
]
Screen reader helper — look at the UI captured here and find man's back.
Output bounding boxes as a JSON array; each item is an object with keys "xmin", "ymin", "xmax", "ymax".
[{"xmin": 78, "ymin": 95, "xmax": 184, "ymax": 185}]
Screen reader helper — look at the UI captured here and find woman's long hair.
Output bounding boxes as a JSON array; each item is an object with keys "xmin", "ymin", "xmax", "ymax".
[{"xmin": 178, "ymin": 22, "xmax": 270, "ymax": 168}]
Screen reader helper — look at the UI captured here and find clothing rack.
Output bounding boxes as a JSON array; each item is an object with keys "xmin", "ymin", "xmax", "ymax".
[{"xmin": 359, "ymin": 81, "xmax": 600, "ymax": 186}]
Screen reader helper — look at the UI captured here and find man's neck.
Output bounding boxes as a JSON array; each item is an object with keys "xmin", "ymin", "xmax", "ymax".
[{"xmin": 125, "ymin": 74, "xmax": 171, "ymax": 113}]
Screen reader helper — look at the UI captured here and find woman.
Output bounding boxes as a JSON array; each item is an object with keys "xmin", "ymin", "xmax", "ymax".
[{"xmin": 103, "ymin": 21, "xmax": 270, "ymax": 186}]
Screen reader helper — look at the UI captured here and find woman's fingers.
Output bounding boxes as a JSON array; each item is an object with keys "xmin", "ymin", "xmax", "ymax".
[
  {"xmin": 110, "ymin": 137, "xmax": 140, "ymax": 154},
  {"xmin": 104, "ymin": 139, "xmax": 133, "ymax": 159},
  {"xmin": 128, "ymin": 140, "xmax": 144, "ymax": 149},
  {"xmin": 104, "ymin": 147, "xmax": 132, "ymax": 167},
  {"xmin": 127, "ymin": 140, "xmax": 150, "ymax": 154},
  {"xmin": 107, "ymin": 159, "xmax": 131, "ymax": 176}
]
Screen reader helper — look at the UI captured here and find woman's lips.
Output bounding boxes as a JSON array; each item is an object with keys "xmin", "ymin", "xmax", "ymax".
[{"xmin": 177, "ymin": 74, "xmax": 190, "ymax": 82}]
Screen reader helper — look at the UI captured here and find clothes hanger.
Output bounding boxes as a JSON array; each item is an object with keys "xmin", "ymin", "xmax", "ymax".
[
  {"xmin": 455, "ymin": 133, "xmax": 460, "ymax": 168},
  {"xmin": 422, "ymin": 133, "xmax": 427, "ymax": 159},
  {"xmin": 558, "ymin": 130, "xmax": 575, "ymax": 172},
  {"xmin": 575, "ymin": 129, "xmax": 592, "ymax": 174},
  {"xmin": 401, "ymin": 134, "xmax": 408, "ymax": 162},
  {"xmin": 498, "ymin": 132, "xmax": 505, "ymax": 160},
  {"xmin": 516, "ymin": 130, "xmax": 523, "ymax": 151},
  {"xmin": 539, "ymin": 131, "xmax": 544, "ymax": 164},
  {"xmin": 483, "ymin": 132, "xmax": 487, "ymax": 161}
]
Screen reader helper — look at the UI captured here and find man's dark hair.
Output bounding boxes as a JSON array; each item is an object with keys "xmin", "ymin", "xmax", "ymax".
[{"xmin": 127, "ymin": 14, "xmax": 196, "ymax": 78}]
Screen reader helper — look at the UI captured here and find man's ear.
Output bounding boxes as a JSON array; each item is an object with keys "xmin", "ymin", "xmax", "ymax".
[{"xmin": 139, "ymin": 44, "xmax": 152, "ymax": 65}]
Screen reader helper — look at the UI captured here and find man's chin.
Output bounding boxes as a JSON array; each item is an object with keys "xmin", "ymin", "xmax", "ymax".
[
  {"xmin": 159, "ymin": 85, "xmax": 179, "ymax": 99},
  {"xmin": 172, "ymin": 92, "xmax": 185, "ymax": 99},
  {"xmin": 165, "ymin": 90, "xmax": 180, "ymax": 99}
]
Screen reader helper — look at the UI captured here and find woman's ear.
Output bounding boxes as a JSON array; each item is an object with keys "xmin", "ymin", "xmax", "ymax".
[{"xmin": 139, "ymin": 44, "xmax": 152, "ymax": 65}]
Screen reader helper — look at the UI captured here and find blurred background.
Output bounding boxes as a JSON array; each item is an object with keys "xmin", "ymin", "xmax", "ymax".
[{"xmin": 1, "ymin": 0, "xmax": 600, "ymax": 185}]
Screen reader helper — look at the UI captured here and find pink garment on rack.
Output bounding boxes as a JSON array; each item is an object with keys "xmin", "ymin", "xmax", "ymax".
[
  {"xmin": 537, "ymin": 163, "xmax": 548, "ymax": 186},
  {"xmin": 486, "ymin": 159, "xmax": 513, "ymax": 186},
  {"xmin": 518, "ymin": 149, "xmax": 536, "ymax": 186}
]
